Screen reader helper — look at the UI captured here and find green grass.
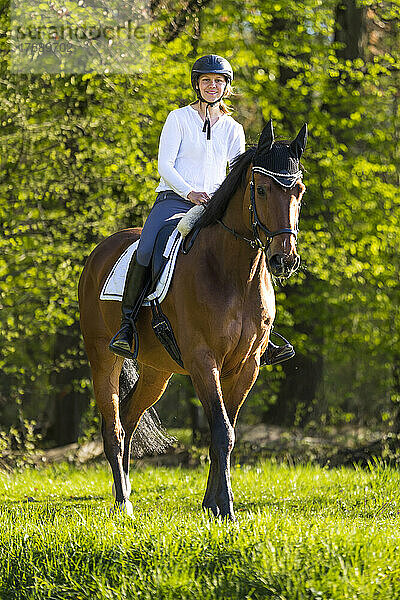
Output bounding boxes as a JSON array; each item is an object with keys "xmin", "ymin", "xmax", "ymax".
[{"xmin": 1, "ymin": 460, "xmax": 400, "ymax": 599}]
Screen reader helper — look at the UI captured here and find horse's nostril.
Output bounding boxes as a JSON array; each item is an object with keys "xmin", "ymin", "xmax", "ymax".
[
  {"xmin": 269, "ymin": 254, "xmax": 284, "ymax": 275},
  {"xmin": 269, "ymin": 254, "xmax": 300, "ymax": 277}
]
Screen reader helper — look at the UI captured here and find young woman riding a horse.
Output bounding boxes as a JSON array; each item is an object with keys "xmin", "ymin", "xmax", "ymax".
[
  {"xmin": 109, "ymin": 54, "xmax": 294, "ymax": 366},
  {"xmin": 79, "ymin": 55, "xmax": 307, "ymax": 520}
]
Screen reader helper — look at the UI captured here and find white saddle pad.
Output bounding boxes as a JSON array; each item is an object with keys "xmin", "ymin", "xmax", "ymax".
[{"xmin": 100, "ymin": 229, "xmax": 182, "ymax": 305}]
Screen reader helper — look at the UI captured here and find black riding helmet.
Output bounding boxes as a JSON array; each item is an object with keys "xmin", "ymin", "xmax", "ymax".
[
  {"xmin": 191, "ymin": 54, "xmax": 233, "ymax": 91},
  {"xmin": 191, "ymin": 55, "xmax": 234, "ymax": 139}
]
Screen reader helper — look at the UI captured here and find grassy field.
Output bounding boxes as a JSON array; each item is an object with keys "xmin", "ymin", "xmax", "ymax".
[{"xmin": 1, "ymin": 460, "xmax": 400, "ymax": 599}]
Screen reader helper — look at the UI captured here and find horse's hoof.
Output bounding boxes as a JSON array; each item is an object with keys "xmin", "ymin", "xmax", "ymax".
[
  {"xmin": 226, "ymin": 513, "xmax": 238, "ymax": 524},
  {"xmin": 219, "ymin": 504, "xmax": 236, "ymax": 523},
  {"xmin": 110, "ymin": 499, "xmax": 134, "ymax": 517},
  {"xmin": 202, "ymin": 503, "xmax": 220, "ymax": 517},
  {"xmin": 220, "ymin": 512, "xmax": 237, "ymax": 524}
]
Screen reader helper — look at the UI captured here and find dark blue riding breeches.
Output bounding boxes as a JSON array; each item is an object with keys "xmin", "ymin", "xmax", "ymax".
[{"xmin": 136, "ymin": 191, "xmax": 194, "ymax": 267}]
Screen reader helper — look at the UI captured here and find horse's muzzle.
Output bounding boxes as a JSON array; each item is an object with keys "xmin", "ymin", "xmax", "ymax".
[{"xmin": 268, "ymin": 253, "xmax": 301, "ymax": 278}]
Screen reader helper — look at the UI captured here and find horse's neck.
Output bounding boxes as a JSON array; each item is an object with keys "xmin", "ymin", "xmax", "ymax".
[
  {"xmin": 206, "ymin": 185, "xmax": 267, "ymax": 288},
  {"xmin": 223, "ymin": 182, "xmax": 250, "ymax": 236}
]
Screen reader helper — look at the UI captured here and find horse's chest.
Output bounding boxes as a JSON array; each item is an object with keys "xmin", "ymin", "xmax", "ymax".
[
  {"xmin": 212, "ymin": 296, "xmax": 271, "ymax": 351},
  {"xmin": 175, "ymin": 249, "xmax": 274, "ymax": 353}
]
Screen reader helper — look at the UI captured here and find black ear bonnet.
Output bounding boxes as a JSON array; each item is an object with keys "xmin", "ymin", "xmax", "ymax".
[{"xmin": 254, "ymin": 120, "xmax": 308, "ymax": 188}]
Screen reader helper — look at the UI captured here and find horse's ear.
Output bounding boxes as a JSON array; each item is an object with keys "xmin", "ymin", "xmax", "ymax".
[
  {"xmin": 290, "ymin": 123, "xmax": 308, "ymax": 159},
  {"xmin": 257, "ymin": 119, "xmax": 274, "ymax": 153}
]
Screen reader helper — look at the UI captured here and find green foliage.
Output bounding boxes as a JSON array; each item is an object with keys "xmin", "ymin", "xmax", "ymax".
[
  {"xmin": 0, "ymin": 419, "xmax": 39, "ymax": 470},
  {"xmin": 196, "ymin": 0, "xmax": 400, "ymax": 424},
  {"xmin": 0, "ymin": 0, "xmax": 399, "ymax": 439}
]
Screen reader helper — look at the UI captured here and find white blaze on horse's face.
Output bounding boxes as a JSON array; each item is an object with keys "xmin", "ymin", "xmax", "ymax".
[{"xmin": 254, "ymin": 173, "xmax": 305, "ymax": 278}]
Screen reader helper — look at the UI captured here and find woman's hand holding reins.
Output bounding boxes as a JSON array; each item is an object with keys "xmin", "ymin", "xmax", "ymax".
[{"xmin": 188, "ymin": 191, "xmax": 210, "ymax": 205}]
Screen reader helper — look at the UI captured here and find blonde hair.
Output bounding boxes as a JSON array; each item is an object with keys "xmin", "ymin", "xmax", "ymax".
[{"xmin": 220, "ymin": 82, "xmax": 233, "ymax": 114}]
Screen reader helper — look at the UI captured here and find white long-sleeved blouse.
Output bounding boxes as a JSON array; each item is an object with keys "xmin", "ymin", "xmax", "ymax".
[{"xmin": 155, "ymin": 105, "xmax": 245, "ymax": 200}]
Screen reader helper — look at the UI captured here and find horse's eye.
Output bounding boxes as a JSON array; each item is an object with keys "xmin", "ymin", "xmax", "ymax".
[{"xmin": 257, "ymin": 186, "xmax": 266, "ymax": 196}]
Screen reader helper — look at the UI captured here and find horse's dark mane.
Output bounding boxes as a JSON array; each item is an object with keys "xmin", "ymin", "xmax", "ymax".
[{"xmin": 196, "ymin": 146, "xmax": 257, "ymax": 229}]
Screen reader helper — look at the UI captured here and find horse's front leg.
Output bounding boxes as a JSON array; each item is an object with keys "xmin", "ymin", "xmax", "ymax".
[
  {"xmin": 222, "ymin": 356, "xmax": 260, "ymax": 429},
  {"xmin": 202, "ymin": 444, "xmax": 220, "ymax": 516},
  {"xmin": 191, "ymin": 356, "xmax": 235, "ymax": 520},
  {"xmin": 211, "ymin": 404, "xmax": 235, "ymax": 520}
]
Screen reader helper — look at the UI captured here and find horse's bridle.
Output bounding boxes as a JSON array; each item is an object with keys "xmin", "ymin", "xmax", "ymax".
[{"xmin": 217, "ymin": 167, "xmax": 300, "ymax": 253}]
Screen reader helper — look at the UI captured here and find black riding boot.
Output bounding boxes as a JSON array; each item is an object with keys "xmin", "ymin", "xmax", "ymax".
[
  {"xmin": 260, "ymin": 331, "xmax": 295, "ymax": 367},
  {"xmin": 109, "ymin": 252, "xmax": 149, "ymax": 360}
]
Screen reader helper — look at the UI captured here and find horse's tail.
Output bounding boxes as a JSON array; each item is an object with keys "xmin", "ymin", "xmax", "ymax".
[{"xmin": 119, "ymin": 359, "xmax": 176, "ymax": 457}]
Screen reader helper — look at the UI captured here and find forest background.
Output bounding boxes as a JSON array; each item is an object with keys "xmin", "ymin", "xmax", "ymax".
[{"xmin": 0, "ymin": 0, "xmax": 399, "ymax": 449}]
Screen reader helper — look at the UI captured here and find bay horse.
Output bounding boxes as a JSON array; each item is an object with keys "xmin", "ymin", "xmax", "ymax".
[{"xmin": 78, "ymin": 120, "xmax": 307, "ymax": 521}]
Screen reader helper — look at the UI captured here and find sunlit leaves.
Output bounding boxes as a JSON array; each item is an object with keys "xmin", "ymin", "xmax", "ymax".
[{"xmin": 0, "ymin": 0, "xmax": 399, "ymax": 436}]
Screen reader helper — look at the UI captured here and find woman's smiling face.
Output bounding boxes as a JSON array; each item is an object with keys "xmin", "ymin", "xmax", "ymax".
[{"xmin": 198, "ymin": 73, "xmax": 227, "ymax": 102}]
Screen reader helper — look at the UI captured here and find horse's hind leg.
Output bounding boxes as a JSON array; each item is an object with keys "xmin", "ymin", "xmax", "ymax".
[
  {"xmin": 88, "ymin": 343, "xmax": 132, "ymax": 514},
  {"xmin": 120, "ymin": 364, "xmax": 172, "ymax": 496}
]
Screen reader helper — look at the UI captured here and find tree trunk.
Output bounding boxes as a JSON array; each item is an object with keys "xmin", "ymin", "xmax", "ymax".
[
  {"xmin": 335, "ymin": 1, "xmax": 368, "ymax": 61},
  {"xmin": 47, "ymin": 324, "xmax": 89, "ymax": 446}
]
